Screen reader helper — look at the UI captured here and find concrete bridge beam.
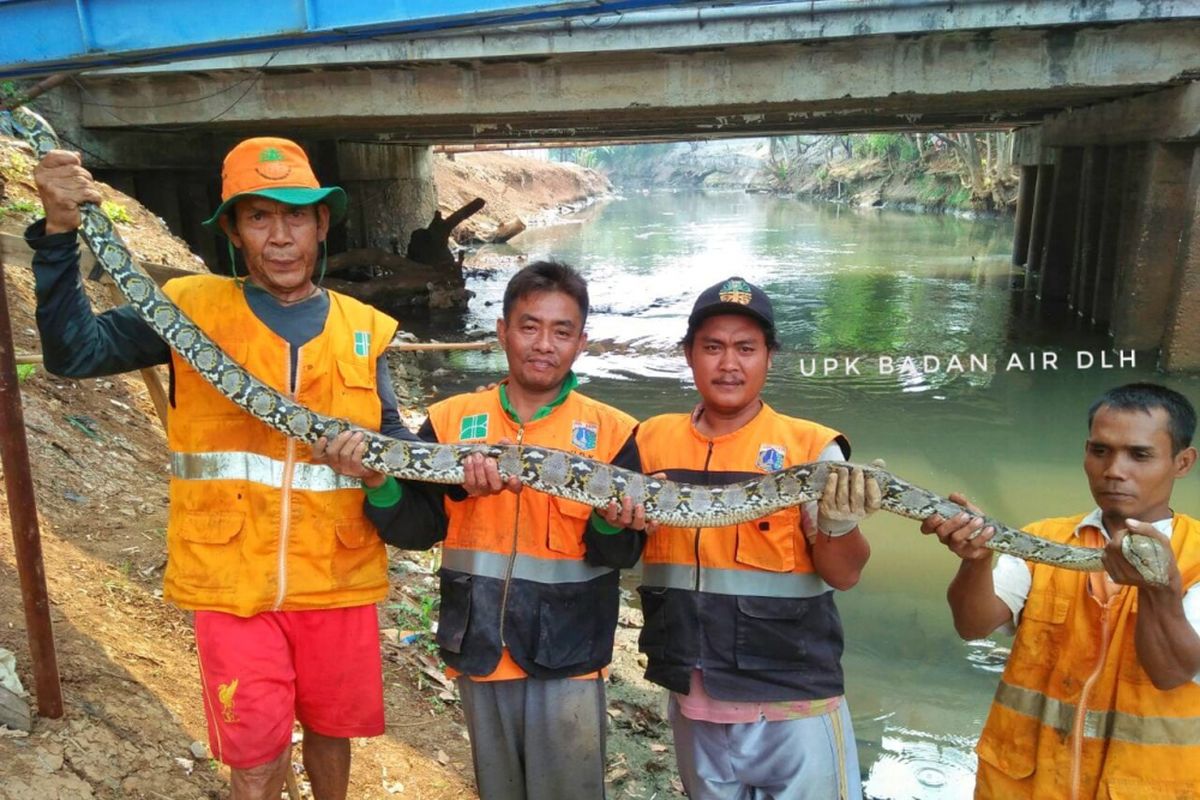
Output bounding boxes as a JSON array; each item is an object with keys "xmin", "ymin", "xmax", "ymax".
[{"xmin": 70, "ymin": 21, "xmax": 1200, "ymax": 142}]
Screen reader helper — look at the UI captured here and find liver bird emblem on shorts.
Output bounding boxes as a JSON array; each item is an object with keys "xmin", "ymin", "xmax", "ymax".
[{"xmin": 218, "ymin": 678, "xmax": 240, "ymax": 723}]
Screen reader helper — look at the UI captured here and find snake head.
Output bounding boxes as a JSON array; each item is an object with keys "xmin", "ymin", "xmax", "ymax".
[{"xmin": 1121, "ymin": 533, "xmax": 1172, "ymax": 587}]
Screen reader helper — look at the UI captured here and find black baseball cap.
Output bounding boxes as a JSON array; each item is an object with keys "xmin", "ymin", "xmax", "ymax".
[{"xmin": 686, "ymin": 276, "xmax": 775, "ymax": 337}]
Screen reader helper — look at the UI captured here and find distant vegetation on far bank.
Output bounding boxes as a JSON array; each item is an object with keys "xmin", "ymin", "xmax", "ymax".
[{"xmin": 551, "ymin": 132, "xmax": 1020, "ymax": 215}]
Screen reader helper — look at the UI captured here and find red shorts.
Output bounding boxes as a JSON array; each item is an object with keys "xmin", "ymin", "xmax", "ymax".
[{"xmin": 194, "ymin": 605, "xmax": 384, "ymax": 769}]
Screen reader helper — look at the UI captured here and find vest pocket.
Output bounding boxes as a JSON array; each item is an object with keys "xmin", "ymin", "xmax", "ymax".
[
  {"xmin": 534, "ymin": 586, "xmax": 602, "ymax": 670},
  {"xmin": 975, "ymin": 697, "xmax": 1038, "ymax": 782},
  {"xmin": 637, "ymin": 586, "xmax": 670, "ymax": 660},
  {"xmin": 437, "ymin": 574, "xmax": 472, "ymax": 654},
  {"xmin": 170, "ymin": 511, "xmax": 245, "ymax": 590},
  {"xmin": 734, "ymin": 596, "xmax": 810, "ymax": 670},
  {"xmin": 547, "ymin": 497, "xmax": 593, "ymax": 557},
  {"xmin": 335, "ymin": 358, "xmax": 376, "ymax": 389},
  {"xmin": 332, "ymin": 518, "xmax": 385, "ymax": 586},
  {"xmin": 1021, "ymin": 592, "xmax": 1070, "ymax": 624},
  {"xmin": 333, "ymin": 358, "xmax": 378, "ymax": 420},
  {"xmin": 734, "ymin": 510, "xmax": 799, "ymax": 572}
]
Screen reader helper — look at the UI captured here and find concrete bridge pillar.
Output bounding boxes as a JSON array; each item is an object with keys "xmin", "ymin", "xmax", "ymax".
[
  {"xmin": 328, "ymin": 142, "xmax": 438, "ymax": 257},
  {"xmin": 1071, "ymin": 146, "xmax": 1107, "ymax": 319},
  {"xmin": 1021, "ymin": 162, "xmax": 1054, "ymax": 290},
  {"xmin": 1012, "ymin": 165, "xmax": 1037, "ymax": 267},
  {"xmin": 1090, "ymin": 146, "xmax": 1128, "ymax": 328},
  {"xmin": 1110, "ymin": 143, "xmax": 1193, "ymax": 351},
  {"xmin": 1162, "ymin": 147, "xmax": 1200, "ymax": 372},
  {"xmin": 1037, "ymin": 147, "xmax": 1083, "ymax": 303}
]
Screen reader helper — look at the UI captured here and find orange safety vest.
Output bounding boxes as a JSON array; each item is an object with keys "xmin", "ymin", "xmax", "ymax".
[
  {"xmin": 637, "ymin": 404, "xmax": 843, "ymax": 593},
  {"xmin": 427, "ymin": 385, "xmax": 637, "ymax": 679},
  {"xmin": 634, "ymin": 404, "xmax": 850, "ymax": 701},
  {"xmin": 975, "ymin": 513, "xmax": 1200, "ymax": 800},
  {"xmin": 161, "ymin": 275, "xmax": 398, "ymax": 616}
]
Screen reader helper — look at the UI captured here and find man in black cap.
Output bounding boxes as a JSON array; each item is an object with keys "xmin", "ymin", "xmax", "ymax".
[{"xmin": 629, "ymin": 276, "xmax": 879, "ymax": 800}]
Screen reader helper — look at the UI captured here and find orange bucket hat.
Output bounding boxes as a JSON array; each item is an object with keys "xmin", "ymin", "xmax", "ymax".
[{"xmin": 202, "ymin": 137, "xmax": 347, "ymax": 233}]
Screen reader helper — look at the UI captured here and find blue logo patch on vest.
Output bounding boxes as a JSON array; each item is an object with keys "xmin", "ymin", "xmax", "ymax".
[
  {"xmin": 756, "ymin": 444, "xmax": 785, "ymax": 472},
  {"xmin": 460, "ymin": 413, "xmax": 489, "ymax": 441},
  {"xmin": 571, "ymin": 421, "xmax": 598, "ymax": 451},
  {"xmin": 353, "ymin": 331, "xmax": 371, "ymax": 357}
]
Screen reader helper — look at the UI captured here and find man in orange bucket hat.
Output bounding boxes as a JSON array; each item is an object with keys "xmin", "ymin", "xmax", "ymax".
[{"xmin": 27, "ymin": 136, "xmax": 467, "ymax": 798}]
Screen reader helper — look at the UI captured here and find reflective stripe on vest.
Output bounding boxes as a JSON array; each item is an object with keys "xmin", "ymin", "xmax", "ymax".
[
  {"xmin": 996, "ymin": 680, "xmax": 1200, "ymax": 746},
  {"xmin": 641, "ymin": 562, "xmax": 830, "ymax": 598},
  {"xmin": 172, "ymin": 451, "xmax": 362, "ymax": 492},
  {"xmin": 442, "ymin": 547, "xmax": 614, "ymax": 584}
]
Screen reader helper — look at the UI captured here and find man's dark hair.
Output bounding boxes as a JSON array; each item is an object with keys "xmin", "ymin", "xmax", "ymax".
[
  {"xmin": 682, "ymin": 317, "xmax": 780, "ymax": 352},
  {"xmin": 502, "ymin": 260, "xmax": 589, "ymax": 325},
  {"xmin": 1088, "ymin": 382, "xmax": 1196, "ymax": 455}
]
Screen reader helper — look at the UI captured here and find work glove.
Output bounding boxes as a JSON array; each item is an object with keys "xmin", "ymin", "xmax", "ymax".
[{"xmin": 817, "ymin": 463, "xmax": 883, "ymax": 537}]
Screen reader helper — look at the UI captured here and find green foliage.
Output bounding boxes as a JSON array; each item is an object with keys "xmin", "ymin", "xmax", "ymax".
[
  {"xmin": 946, "ymin": 186, "xmax": 972, "ymax": 208},
  {"xmin": 16, "ymin": 363, "xmax": 37, "ymax": 382},
  {"xmin": 1, "ymin": 198, "xmax": 42, "ymax": 218},
  {"xmin": 856, "ymin": 133, "xmax": 920, "ymax": 163},
  {"xmin": 0, "ymin": 80, "xmax": 19, "ymax": 104},
  {"xmin": 101, "ymin": 200, "xmax": 133, "ymax": 224},
  {"xmin": 553, "ymin": 143, "xmax": 678, "ymax": 175},
  {"xmin": 389, "ymin": 590, "xmax": 441, "ymax": 655}
]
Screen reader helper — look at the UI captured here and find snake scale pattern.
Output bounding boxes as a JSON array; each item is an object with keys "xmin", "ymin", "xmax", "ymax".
[{"xmin": 2, "ymin": 105, "xmax": 1170, "ymax": 586}]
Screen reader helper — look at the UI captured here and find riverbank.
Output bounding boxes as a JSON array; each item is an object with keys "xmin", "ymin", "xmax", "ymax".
[
  {"xmin": 570, "ymin": 136, "xmax": 1017, "ymax": 215},
  {"xmin": 434, "ymin": 151, "xmax": 613, "ymax": 243}
]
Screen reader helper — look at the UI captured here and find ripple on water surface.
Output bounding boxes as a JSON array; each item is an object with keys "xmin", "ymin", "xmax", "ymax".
[{"xmin": 863, "ymin": 725, "xmax": 978, "ymax": 800}]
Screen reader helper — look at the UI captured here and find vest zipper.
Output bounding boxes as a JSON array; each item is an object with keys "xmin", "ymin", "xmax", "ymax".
[
  {"xmin": 272, "ymin": 348, "xmax": 301, "ymax": 611},
  {"xmin": 1069, "ymin": 594, "xmax": 1116, "ymax": 800},
  {"xmin": 498, "ymin": 425, "xmax": 525, "ymax": 646},
  {"xmin": 693, "ymin": 440, "xmax": 715, "ymax": 592}
]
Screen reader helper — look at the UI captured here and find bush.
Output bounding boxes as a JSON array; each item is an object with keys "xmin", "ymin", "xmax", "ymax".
[
  {"xmin": 0, "ymin": 198, "xmax": 42, "ymax": 218},
  {"xmin": 101, "ymin": 200, "xmax": 132, "ymax": 224}
]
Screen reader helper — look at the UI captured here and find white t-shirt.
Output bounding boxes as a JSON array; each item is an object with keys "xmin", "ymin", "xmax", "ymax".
[{"xmin": 992, "ymin": 508, "xmax": 1200, "ymax": 682}]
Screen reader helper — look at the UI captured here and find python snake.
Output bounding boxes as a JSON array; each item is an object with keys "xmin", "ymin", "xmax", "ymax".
[{"xmin": 1, "ymin": 104, "xmax": 1171, "ymax": 587}]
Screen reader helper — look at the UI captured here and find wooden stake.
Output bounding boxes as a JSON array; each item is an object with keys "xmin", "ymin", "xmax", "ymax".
[{"xmin": 0, "ymin": 239, "xmax": 63, "ymax": 719}]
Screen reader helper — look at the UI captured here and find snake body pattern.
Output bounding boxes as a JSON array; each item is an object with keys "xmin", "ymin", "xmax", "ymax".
[{"xmin": 2, "ymin": 105, "xmax": 1171, "ymax": 586}]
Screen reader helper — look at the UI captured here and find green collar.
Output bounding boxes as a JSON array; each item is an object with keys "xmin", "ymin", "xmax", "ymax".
[{"xmin": 499, "ymin": 372, "xmax": 579, "ymax": 423}]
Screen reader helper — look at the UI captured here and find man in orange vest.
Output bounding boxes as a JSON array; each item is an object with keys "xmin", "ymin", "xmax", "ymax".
[
  {"xmin": 921, "ymin": 382, "xmax": 1200, "ymax": 798},
  {"xmin": 366, "ymin": 260, "xmax": 647, "ymax": 800},
  {"xmin": 634, "ymin": 276, "xmax": 880, "ymax": 800},
  {"xmin": 29, "ymin": 140, "xmax": 448, "ymax": 799}
]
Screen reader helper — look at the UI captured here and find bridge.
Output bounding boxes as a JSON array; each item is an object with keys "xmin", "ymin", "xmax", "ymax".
[{"xmin": 3, "ymin": 0, "xmax": 1200, "ymax": 367}]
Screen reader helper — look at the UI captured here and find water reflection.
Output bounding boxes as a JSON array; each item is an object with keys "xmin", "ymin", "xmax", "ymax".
[{"xmin": 427, "ymin": 191, "xmax": 1200, "ymax": 798}]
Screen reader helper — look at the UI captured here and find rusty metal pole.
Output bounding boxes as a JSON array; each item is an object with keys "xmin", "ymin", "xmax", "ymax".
[{"xmin": 0, "ymin": 240, "xmax": 63, "ymax": 718}]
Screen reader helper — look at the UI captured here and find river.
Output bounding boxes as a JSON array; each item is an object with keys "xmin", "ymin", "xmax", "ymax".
[{"xmin": 422, "ymin": 190, "xmax": 1200, "ymax": 799}]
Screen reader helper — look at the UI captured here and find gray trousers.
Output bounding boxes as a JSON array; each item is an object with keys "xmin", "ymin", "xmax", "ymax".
[
  {"xmin": 457, "ymin": 676, "xmax": 607, "ymax": 800},
  {"xmin": 668, "ymin": 695, "xmax": 863, "ymax": 800}
]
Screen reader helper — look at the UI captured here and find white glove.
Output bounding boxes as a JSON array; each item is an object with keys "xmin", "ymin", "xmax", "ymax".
[{"xmin": 817, "ymin": 464, "xmax": 882, "ymax": 537}]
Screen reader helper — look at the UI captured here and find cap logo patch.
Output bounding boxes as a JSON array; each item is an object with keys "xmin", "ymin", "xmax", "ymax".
[
  {"xmin": 719, "ymin": 279, "xmax": 753, "ymax": 305},
  {"xmin": 255, "ymin": 147, "xmax": 292, "ymax": 181}
]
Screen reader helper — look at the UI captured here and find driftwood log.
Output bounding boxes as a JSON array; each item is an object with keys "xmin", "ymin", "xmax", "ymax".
[
  {"xmin": 407, "ymin": 197, "xmax": 486, "ymax": 266},
  {"xmin": 322, "ymin": 197, "xmax": 487, "ymax": 312},
  {"xmin": 485, "ymin": 218, "xmax": 526, "ymax": 243}
]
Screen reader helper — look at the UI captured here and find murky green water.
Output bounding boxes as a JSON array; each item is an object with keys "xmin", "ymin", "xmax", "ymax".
[{"xmin": 427, "ymin": 191, "xmax": 1200, "ymax": 799}]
